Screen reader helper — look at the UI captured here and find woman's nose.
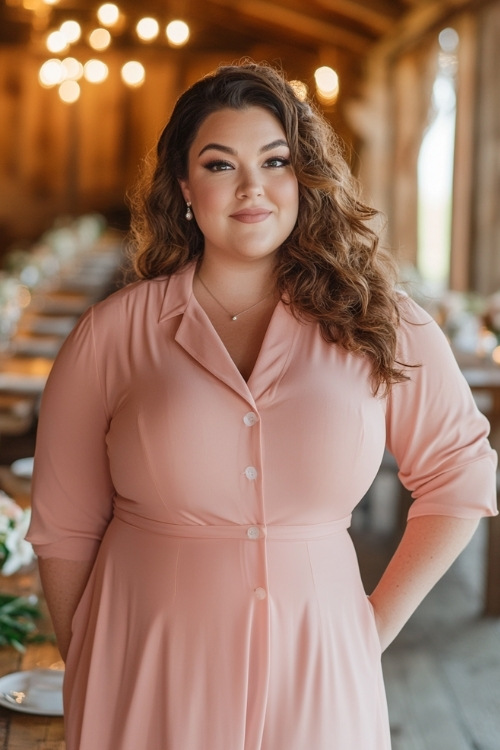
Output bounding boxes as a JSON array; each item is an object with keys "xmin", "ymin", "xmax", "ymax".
[{"xmin": 236, "ymin": 169, "xmax": 263, "ymax": 198}]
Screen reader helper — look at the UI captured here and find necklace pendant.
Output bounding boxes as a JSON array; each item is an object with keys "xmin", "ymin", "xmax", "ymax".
[{"xmin": 231, "ymin": 315, "xmax": 238, "ymax": 321}]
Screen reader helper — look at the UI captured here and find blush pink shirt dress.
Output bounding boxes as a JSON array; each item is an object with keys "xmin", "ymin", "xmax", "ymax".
[{"xmin": 27, "ymin": 263, "xmax": 498, "ymax": 750}]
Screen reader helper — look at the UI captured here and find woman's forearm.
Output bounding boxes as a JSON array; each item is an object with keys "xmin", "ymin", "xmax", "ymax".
[
  {"xmin": 38, "ymin": 557, "xmax": 95, "ymax": 661},
  {"xmin": 368, "ymin": 515, "xmax": 480, "ymax": 652}
]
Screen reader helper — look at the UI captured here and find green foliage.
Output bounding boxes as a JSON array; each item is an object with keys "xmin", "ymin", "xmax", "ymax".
[{"xmin": 0, "ymin": 593, "xmax": 52, "ymax": 652}]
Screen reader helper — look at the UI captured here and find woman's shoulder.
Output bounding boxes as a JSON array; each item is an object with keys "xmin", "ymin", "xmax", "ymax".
[
  {"xmin": 93, "ymin": 276, "xmax": 169, "ymax": 316},
  {"xmin": 394, "ymin": 291, "xmax": 453, "ymax": 366}
]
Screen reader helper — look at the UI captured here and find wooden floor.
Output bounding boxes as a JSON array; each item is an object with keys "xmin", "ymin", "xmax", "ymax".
[{"xmin": 352, "ymin": 480, "xmax": 500, "ymax": 750}]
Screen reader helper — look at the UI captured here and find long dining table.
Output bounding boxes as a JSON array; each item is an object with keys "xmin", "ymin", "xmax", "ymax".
[{"xmin": 455, "ymin": 349, "xmax": 500, "ymax": 616}]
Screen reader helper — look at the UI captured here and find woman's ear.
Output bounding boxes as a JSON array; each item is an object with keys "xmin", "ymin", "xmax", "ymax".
[{"xmin": 178, "ymin": 179, "xmax": 190, "ymax": 204}]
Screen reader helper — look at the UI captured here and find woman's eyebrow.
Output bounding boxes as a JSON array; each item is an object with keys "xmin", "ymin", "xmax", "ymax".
[{"xmin": 198, "ymin": 138, "xmax": 289, "ymax": 157}]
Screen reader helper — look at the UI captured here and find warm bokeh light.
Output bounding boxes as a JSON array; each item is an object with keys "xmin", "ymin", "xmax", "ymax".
[
  {"xmin": 97, "ymin": 3, "xmax": 120, "ymax": 27},
  {"xmin": 136, "ymin": 17, "xmax": 159, "ymax": 41},
  {"xmin": 18, "ymin": 286, "xmax": 32, "ymax": 309},
  {"xmin": 61, "ymin": 57, "xmax": 83, "ymax": 81},
  {"xmin": 39, "ymin": 59, "xmax": 64, "ymax": 87},
  {"xmin": 88, "ymin": 28, "xmax": 112, "ymax": 50},
  {"xmin": 290, "ymin": 80, "xmax": 308, "ymax": 101},
  {"xmin": 121, "ymin": 61, "xmax": 146, "ymax": 87},
  {"xmin": 60, "ymin": 20, "xmax": 81, "ymax": 43},
  {"xmin": 439, "ymin": 27, "xmax": 459, "ymax": 53},
  {"xmin": 46, "ymin": 30, "xmax": 69, "ymax": 53},
  {"xmin": 83, "ymin": 59, "xmax": 109, "ymax": 83},
  {"xmin": 166, "ymin": 20, "xmax": 190, "ymax": 47},
  {"xmin": 58, "ymin": 80, "xmax": 80, "ymax": 103},
  {"xmin": 492, "ymin": 346, "xmax": 500, "ymax": 365},
  {"xmin": 42, "ymin": 0, "xmax": 61, "ymax": 5},
  {"xmin": 314, "ymin": 66, "xmax": 339, "ymax": 103}
]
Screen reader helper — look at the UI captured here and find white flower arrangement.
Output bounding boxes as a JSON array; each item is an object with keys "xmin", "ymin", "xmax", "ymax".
[{"xmin": 0, "ymin": 491, "xmax": 35, "ymax": 576}]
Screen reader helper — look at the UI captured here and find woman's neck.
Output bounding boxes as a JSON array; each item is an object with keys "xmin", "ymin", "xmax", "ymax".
[{"xmin": 195, "ymin": 257, "xmax": 277, "ymax": 313}]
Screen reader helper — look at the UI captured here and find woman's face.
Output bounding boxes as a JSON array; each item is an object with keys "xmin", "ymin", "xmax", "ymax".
[{"xmin": 179, "ymin": 106, "xmax": 299, "ymax": 268}]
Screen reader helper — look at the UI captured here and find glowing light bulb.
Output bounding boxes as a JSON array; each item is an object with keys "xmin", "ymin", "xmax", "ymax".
[
  {"xmin": 39, "ymin": 59, "xmax": 64, "ymax": 87},
  {"xmin": 59, "ymin": 80, "xmax": 80, "ymax": 103},
  {"xmin": 84, "ymin": 59, "xmax": 109, "ymax": 83},
  {"xmin": 136, "ymin": 17, "xmax": 159, "ymax": 41},
  {"xmin": 46, "ymin": 30, "xmax": 69, "ymax": 53},
  {"xmin": 166, "ymin": 20, "xmax": 190, "ymax": 47},
  {"xmin": 121, "ymin": 61, "xmax": 145, "ymax": 87},
  {"xmin": 60, "ymin": 20, "xmax": 81, "ymax": 43},
  {"xmin": 97, "ymin": 3, "xmax": 119, "ymax": 27},
  {"xmin": 61, "ymin": 57, "xmax": 83, "ymax": 81},
  {"xmin": 314, "ymin": 66, "xmax": 339, "ymax": 103},
  {"xmin": 88, "ymin": 28, "xmax": 112, "ymax": 50}
]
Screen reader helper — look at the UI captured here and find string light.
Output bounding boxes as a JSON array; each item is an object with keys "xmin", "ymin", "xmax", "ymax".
[
  {"xmin": 121, "ymin": 61, "xmax": 146, "ymax": 87},
  {"xmin": 46, "ymin": 30, "xmax": 69, "ymax": 53},
  {"xmin": 58, "ymin": 80, "xmax": 80, "ymax": 103},
  {"xmin": 166, "ymin": 20, "xmax": 190, "ymax": 47},
  {"xmin": 39, "ymin": 59, "xmax": 64, "ymax": 87},
  {"xmin": 88, "ymin": 28, "xmax": 112, "ymax": 51},
  {"xmin": 61, "ymin": 57, "xmax": 84, "ymax": 81},
  {"xmin": 83, "ymin": 60, "xmax": 109, "ymax": 84},
  {"xmin": 60, "ymin": 20, "xmax": 81, "ymax": 44},
  {"xmin": 136, "ymin": 17, "xmax": 160, "ymax": 42},
  {"xmin": 314, "ymin": 66, "xmax": 339, "ymax": 104},
  {"xmin": 97, "ymin": 3, "xmax": 120, "ymax": 27}
]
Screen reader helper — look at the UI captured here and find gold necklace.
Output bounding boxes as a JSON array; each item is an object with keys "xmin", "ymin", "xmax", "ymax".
[{"xmin": 197, "ymin": 274, "xmax": 273, "ymax": 321}]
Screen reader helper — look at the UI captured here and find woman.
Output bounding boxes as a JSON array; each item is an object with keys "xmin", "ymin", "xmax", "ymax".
[{"xmin": 27, "ymin": 62, "xmax": 497, "ymax": 750}]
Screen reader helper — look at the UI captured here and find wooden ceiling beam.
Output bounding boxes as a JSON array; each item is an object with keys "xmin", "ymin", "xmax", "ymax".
[
  {"xmin": 374, "ymin": 0, "xmax": 489, "ymax": 58},
  {"xmin": 208, "ymin": 0, "xmax": 370, "ymax": 55},
  {"xmin": 312, "ymin": 0, "xmax": 402, "ymax": 35}
]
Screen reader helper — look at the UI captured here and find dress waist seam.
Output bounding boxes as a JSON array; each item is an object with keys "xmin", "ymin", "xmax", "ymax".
[{"xmin": 112, "ymin": 505, "xmax": 351, "ymax": 540}]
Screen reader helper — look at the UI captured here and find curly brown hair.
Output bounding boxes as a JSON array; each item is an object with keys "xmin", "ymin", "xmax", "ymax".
[{"xmin": 128, "ymin": 61, "xmax": 406, "ymax": 394}]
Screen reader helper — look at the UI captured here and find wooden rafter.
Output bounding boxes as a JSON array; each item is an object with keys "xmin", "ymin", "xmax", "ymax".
[
  {"xmin": 312, "ymin": 0, "xmax": 403, "ymax": 35},
  {"xmin": 208, "ymin": 0, "xmax": 371, "ymax": 55}
]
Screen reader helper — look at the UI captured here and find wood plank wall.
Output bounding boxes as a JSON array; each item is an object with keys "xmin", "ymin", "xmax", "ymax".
[{"xmin": 471, "ymin": 1, "xmax": 500, "ymax": 295}]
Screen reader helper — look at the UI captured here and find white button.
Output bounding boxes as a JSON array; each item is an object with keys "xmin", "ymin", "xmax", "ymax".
[
  {"xmin": 243, "ymin": 412, "xmax": 258, "ymax": 426},
  {"xmin": 247, "ymin": 526, "xmax": 260, "ymax": 539},
  {"xmin": 244, "ymin": 466, "xmax": 258, "ymax": 480},
  {"xmin": 254, "ymin": 587, "xmax": 267, "ymax": 600}
]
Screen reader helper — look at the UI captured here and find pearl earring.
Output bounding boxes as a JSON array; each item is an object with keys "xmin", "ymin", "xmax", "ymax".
[{"xmin": 185, "ymin": 202, "xmax": 193, "ymax": 221}]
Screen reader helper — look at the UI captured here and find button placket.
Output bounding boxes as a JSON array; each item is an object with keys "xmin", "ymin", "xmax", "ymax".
[{"xmin": 240, "ymin": 404, "xmax": 269, "ymax": 610}]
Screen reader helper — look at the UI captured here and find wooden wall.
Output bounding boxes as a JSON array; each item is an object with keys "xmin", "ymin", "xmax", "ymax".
[{"xmin": 471, "ymin": 1, "xmax": 500, "ymax": 294}]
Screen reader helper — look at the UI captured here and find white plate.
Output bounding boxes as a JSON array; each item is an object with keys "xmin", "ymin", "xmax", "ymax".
[
  {"xmin": 0, "ymin": 669, "xmax": 64, "ymax": 715},
  {"xmin": 10, "ymin": 457, "xmax": 34, "ymax": 479}
]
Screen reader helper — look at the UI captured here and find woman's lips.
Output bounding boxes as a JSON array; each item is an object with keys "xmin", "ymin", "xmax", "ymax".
[{"xmin": 230, "ymin": 210, "xmax": 272, "ymax": 223}]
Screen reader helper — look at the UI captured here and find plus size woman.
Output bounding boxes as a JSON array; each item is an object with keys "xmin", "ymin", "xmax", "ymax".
[{"xmin": 27, "ymin": 63, "xmax": 497, "ymax": 750}]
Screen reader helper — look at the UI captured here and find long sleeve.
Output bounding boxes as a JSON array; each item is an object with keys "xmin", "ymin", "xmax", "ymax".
[{"xmin": 386, "ymin": 296, "xmax": 498, "ymax": 520}]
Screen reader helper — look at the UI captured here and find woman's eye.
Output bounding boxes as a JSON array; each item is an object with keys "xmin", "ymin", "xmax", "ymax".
[
  {"xmin": 264, "ymin": 156, "xmax": 291, "ymax": 168},
  {"xmin": 203, "ymin": 160, "xmax": 233, "ymax": 172}
]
